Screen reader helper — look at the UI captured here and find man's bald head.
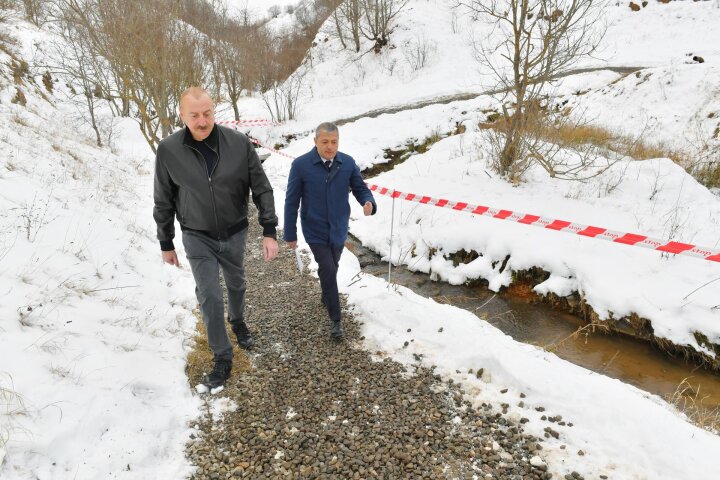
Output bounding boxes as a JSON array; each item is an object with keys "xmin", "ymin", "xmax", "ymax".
[{"xmin": 180, "ymin": 87, "xmax": 212, "ymax": 106}]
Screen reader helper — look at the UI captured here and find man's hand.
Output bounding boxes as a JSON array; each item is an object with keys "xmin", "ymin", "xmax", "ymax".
[
  {"xmin": 263, "ymin": 237, "xmax": 279, "ymax": 261},
  {"xmin": 286, "ymin": 241, "xmax": 297, "ymax": 250},
  {"xmin": 363, "ymin": 201, "xmax": 373, "ymax": 216},
  {"xmin": 162, "ymin": 250, "xmax": 181, "ymax": 268}
]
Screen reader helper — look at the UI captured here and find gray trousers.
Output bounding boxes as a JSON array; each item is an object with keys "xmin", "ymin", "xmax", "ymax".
[{"xmin": 182, "ymin": 228, "xmax": 248, "ymax": 361}]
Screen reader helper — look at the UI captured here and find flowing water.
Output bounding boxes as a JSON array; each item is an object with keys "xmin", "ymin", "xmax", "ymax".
[{"xmin": 346, "ymin": 240, "xmax": 720, "ymax": 427}]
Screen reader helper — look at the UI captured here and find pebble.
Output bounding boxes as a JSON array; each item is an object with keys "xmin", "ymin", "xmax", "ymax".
[{"xmin": 185, "ymin": 212, "xmax": 586, "ymax": 478}]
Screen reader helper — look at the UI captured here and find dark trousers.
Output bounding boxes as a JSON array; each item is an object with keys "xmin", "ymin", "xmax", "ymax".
[
  {"xmin": 182, "ymin": 228, "xmax": 248, "ymax": 361},
  {"xmin": 309, "ymin": 244, "xmax": 344, "ymax": 324}
]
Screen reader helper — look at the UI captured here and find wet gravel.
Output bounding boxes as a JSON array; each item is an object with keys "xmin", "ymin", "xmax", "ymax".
[{"xmin": 186, "ymin": 215, "xmax": 552, "ymax": 479}]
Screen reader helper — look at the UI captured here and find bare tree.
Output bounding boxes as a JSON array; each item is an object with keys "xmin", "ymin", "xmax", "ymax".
[
  {"xmin": 457, "ymin": 0, "xmax": 605, "ymax": 182},
  {"xmin": 46, "ymin": 25, "xmax": 105, "ymax": 146},
  {"xmin": 332, "ymin": 0, "xmax": 409, "ymax": 53},
  {"xmin": 333, "ymin": 0, "xmax": 362, "ymax": 52},
  {"xmin": 52, "ymin": 0, "xmax": 207, "ymax": 152},
  {"xmin": 360, "ymin": 0, "xmax": 409, "ymax": 53},
  {"xmin": 203, "ymin": 1, "xmax": 259, "ymax": 121}
]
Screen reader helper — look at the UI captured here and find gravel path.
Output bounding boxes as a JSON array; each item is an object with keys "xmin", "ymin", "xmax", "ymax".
[{"xmin": 185, "ymin": 215, "xmax": 553, "ymax": 480}]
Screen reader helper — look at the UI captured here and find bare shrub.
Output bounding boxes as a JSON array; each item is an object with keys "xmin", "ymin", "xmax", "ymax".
[
  {"xmin": 21, "ymin": 0, "xmax": 47, "ymax": 25},
  {"xmin": 262, "ymin": 66, "xmax": 308, "ymax": 123},
  {"xmin": 402, "ymin": 34, "xmax": 436, "ymax": 71},
  {"xmin": 0, "ymin": 0, "xmax": 20, "ymax": 24},
  {"xmin": 481, "ymin": 103, "xmax": 617, "ymax": 181},
  {"xmin": 18, "ymin": 190, "xmax": 54, "ymax": 242},
  {"xmin": 267, "ymin": 4, "xmax": 281, "ymax": 18},
  {"xmin": 0, "ymin": 28, "xmax": 15, "ymax": 58},
  {"xmin": 43, "ymin": 9, "xmax": 108, "ymax": 147},
  {"xmin": 10, "ymin": 57, "xmax": 28, "ymax": 84},
  {"xmin": 10, "ymin": 87, "xmax": 25, "ymax": 105},
  {"xmin": 693, "ymin": 160, "xmax": 720, "ymax": 189},
  {"xmin": 0, "ymin": 0, "xmax": 19, "ymax": 11},
  {"xmin": 481, "ymin": 109, "xmax": 693, "ymax": 181}
]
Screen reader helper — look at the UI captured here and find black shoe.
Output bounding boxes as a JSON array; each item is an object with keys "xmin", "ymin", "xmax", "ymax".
[
  {"xmin": 232, "ymin": 322, "xmax": 254, "ymax": 350},
  {"xmin": 203, "ymin": 358, "xmax": 232, "ymax": 389},
  {"xmin": 330, "ymin": 321, "xmax": 344, "ymax": 340}
]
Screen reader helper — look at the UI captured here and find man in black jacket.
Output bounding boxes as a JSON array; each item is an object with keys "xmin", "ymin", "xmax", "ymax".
[{"xmin": 153, "ymin": 87, "xmax": 278, "ymax": 389}]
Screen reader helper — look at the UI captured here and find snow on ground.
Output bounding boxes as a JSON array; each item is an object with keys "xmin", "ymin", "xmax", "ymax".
[
  {"xmin": 256, "ymin": 1, "xmax": 720, "ymax": 478},
  {"xmin": 335, "ymin": 253, "xmax": 720, "ymax": 480},
  {"xmin": 0, "ymin": 20, "xmax": 200, "ymax": 480},
  {"xmin": 3, "ymin": 1, "xmax": 720, "ymax": 479},
  {"xmin": 560, "ymin": 63, "xmax": 720, "ymax": 152},
  {"xmin": 351, "ymin": 130, "xmax": 720, "ymax": 352},
  {"xmin": 263, "ymin": 121, "xmax": 720, "ymax": 480},
  {"xmin": 234, "ymin": 0, "xmax": 720, "ymax": 157},
  {"xmin": 224, "ymin": 0, "xmax": 309, "ymax": 31}
]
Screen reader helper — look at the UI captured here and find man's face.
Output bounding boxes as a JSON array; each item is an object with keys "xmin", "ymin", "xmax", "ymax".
[
  {"xmin": 180, "ymin": 93, "xmax": 214, "ymax": 141},
  {"xmin": 314, "ymin": 130, "xmax": 339, "ymax": 161}
]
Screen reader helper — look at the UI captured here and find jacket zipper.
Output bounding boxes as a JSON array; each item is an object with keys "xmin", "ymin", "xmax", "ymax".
[{"xmin": 188, "ymin": 144, "xmax": 221, "ymax": 239}]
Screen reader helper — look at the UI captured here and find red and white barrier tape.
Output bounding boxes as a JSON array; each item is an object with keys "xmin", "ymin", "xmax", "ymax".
[
  {"xmin": 249, "ymin": 136, "xmax": 296, "ymax": 159},
  {"xmin": 218, "ymin": 129, "xmax": 720, "ymax": 263},
  {"xmin": 217, "ymin": 119, "xmax": 281, "ymax": 127},
  {"xmin": 367, "ymin": 184, "xmax": 720, "ymax": 263}
]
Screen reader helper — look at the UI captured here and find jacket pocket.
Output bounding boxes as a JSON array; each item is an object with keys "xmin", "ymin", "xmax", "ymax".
[{"xmin": 179, "ymin": 189, "xmax": 189, "ymax": 223}]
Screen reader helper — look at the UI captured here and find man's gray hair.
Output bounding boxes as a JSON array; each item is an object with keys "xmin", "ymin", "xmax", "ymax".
[{"xmin": 315, "ymin": 122, "xmax": 339, "ymax": 138}]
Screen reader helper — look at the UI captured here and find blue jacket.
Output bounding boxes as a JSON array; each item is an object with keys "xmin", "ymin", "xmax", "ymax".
[{"xmin": 284, "ymin": 147, "xmax": 376, "ymax": 246}]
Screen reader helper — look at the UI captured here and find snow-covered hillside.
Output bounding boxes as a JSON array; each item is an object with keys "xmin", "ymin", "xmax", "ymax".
[
  {"xmin": 0, "ymin": 18, "xmax": 200, "ymax": 479},
  {"xmin": 246, "ymin": 0, "xmax": 720, "ymax": 360},
  {"xmin": 248, "ymin": 2, "xmax": 720, "ymax": 475},
  {"xmin": 240, "ymin": 0, "xmax": 720, "ymax": 159},
  {"xmin": 2, "ymin": 1, "xmax": 720, "ymax": 479},
  {"xmin": 225, "ymin": 0, "xmax": 313, "ymax": 31}
]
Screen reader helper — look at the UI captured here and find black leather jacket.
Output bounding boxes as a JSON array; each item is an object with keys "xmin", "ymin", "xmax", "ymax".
[{"xmin": 153, "ymin": 125, "xmax": 277, "ymax": 250}]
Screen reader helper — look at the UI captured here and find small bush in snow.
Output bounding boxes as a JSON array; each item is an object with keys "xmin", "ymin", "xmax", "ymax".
[{"xmin": 402, "ymin": 35, "xmax": 436, "ymax": 71}]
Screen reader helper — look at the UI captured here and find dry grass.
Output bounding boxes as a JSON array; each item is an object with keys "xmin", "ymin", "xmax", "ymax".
[
  {"xmin": 694, "ymin": 161, "xmax": 720, "ymax": 189},
  {"xmin": 544, "ymin": 123, "xmax": 614, "ymax": 149},
  {"xmin": 666, "ymin": 377, "xmax": 720, "ymax": 434},
  {"xmin": 538, "ymin": 120, "xmax": 688, "ymax": 165},
  {"xmin": 185, "ymin": 311, "xmax": 252, "ymax": 389},
  {"xmin": 483, "ymin": 113, "xmax": 694, "ymax": 177},
  {"xmin": 543, "ymin": 322, "xmax": 611, "ymax": 353},
  {"xmin": 0, "ymin": 28, "xmax": 15, "ymax": 56},
  {"xmin": 1, "ymin": 374, "xmax": 29, "ymax": 453}
]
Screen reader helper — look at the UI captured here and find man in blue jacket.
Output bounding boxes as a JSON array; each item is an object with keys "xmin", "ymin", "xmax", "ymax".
[{"xmin": 284, "ymin": 122, "xmax": 376, "ymax": 339}]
